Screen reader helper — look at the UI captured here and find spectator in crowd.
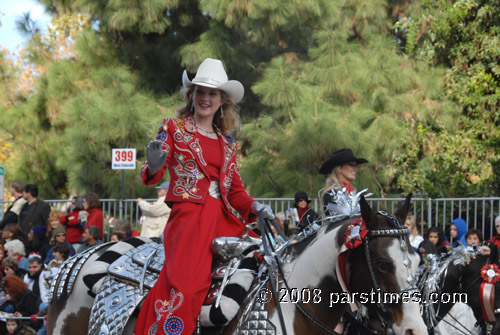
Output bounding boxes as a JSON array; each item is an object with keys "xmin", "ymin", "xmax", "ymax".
[
  {"xmin": 417, "ymin": 239, "xmax": 438, "ymax": 266},
  {"xmin": 0, "ymin": 245, "xmax": 5, "ymax": 276},
  {"xmin": 23, "ymin": 256, "xmax": 48, "ymax": 304},
  {"xmin": 405, "ymin": 215, "xmax": 424, "ymax": 251},
  {"xmin": 5, "ymin": 318, "xmax": 36, "ymax": 335},
  {"xmin": 2, "ymin": 258, "xmax": 27, "ymax": 279},
  {"xmin": 18, "ymin": 185, "xmax": 50, "ymax": 237},
  {"xmin": 1, "ymin": 224, "xmax": 26, "ymax": 247},
  {"xmin": 113, "ymin": 220, "xmax": 139, "ymax": 239},
  {"xmin": 43, "ymin": 243, "xmax": 70, "ymax": 293},
  {"xmin": 0, "ymin": 181, "xmax": 27, "ymax": 229},
  {"xmin": 79, "ymin": 193, "xmax": 103, "ymax": 239},
  {"xmin": 43, "ymin": 227, "xmax": 75, "ymax": 264},
  {"xmin": 76, "ymin": 226, "xmax": 102, "ymax": 253},
  {"xmin": 465, "ymin": 229, "xmax": 482, "ymax": 246},
  {"xmin": 5, "ymin": 240, "xmax": 29, "ymax": 271},
  {"xmin": 489, "ymin": 215, "xmax": 500, "ymax": 248},
  {"xmin": 137, "ymin": 182, "xmax": 171, "ymax": 238},
  {"xmin": 25, "ymin": 226, "xmax": 47, "ymax": 261},
  {"xmin": 60, "ymin": 195, "xmax": 84, "ymax": 250},
  {"xmin": 0, "ymin": 275, "xmax": 40, "ymax": 331},
  {"xmin": 426, "ymin": 226, "xmax": 450, "ymax": 253},
  {"xmin": 449, "ymin": 218, "xmax": 468, "ymax": 247},
  {"xmin": 110, "ymin": 232, "xmax": 125, "ymax": 242},
  {"xmin": 45, "ymin": 211, "xmax": 64, "ymax": 243},
  {"xmin": 292, "ymin": 191, "xmax": 320, "ymax": 232}
]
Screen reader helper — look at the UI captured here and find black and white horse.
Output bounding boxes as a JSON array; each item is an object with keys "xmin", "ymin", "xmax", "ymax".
[{"xmin": 47, "ymin": 195, "xmax": 427, "ymax": 334}]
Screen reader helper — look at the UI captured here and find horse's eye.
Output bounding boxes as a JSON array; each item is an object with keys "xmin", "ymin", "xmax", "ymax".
[{"xmin": 377, "ymin": 261, "xmax": 393, "ymax": 273}]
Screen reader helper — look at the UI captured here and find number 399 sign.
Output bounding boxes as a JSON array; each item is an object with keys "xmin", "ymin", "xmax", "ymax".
[{"xmin": 112, "ymin": 148, "xmax": 136, "ymax": 170}]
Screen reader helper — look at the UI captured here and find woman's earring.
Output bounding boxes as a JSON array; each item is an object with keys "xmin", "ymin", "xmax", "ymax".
[{"xmin": 220, "ymin": 106, "xmax": 224, "ymax": 118}]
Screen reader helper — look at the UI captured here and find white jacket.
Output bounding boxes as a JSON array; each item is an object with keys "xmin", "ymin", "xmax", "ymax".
[
  {"xmin": 138, "ymin": 195, "xmax": 170, "ymax": 238},
  {"xmin": 24, "ymin": 272, "xmax": 50, "ymax": 303}
]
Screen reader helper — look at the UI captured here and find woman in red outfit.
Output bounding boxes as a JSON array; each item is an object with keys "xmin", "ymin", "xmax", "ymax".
[
  {"xmin": 60, "ymin": 196, "xmax": 84, "ymax": 247},
  {"xmin": 134, "ymin": 58, "xmax": 273, "ymax": 335},
  {"xmin": 81, "ymin": 193, "xmax": 104, "ymax": 239}
]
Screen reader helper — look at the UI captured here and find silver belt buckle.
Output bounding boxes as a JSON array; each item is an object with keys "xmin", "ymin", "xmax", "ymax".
[{"xmin": 209, "ymin": 181, "xmax": 221, "ymax": 199}]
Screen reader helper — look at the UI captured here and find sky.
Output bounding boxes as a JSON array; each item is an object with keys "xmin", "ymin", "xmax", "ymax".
[{"xmin": 0, "ymin": 0, "xmax": 51, "ymax": 52}]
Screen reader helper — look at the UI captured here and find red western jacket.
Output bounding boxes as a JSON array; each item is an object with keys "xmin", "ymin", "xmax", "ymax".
[{"xmin": 141, "ymin": 115, "xmax": 255, "ymax": 223}]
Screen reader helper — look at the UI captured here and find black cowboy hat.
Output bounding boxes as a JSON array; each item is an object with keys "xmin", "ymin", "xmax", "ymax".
[
  {"xmin": 319, "ymin": 148, "xmax": 368, "ymax": 174},
  {"xmin": 294, "ymin": 191, "xmax": 311, "ymax": 205}
]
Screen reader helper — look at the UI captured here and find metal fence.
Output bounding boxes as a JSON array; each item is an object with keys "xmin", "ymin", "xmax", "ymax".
[{"xmin": 2, "ymin": 197, "xmax": 500, "ymax": 240}]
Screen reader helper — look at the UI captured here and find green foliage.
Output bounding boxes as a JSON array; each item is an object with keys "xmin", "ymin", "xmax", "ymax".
[
  {"xmin": 395, "ymin": 0, "xmax": 500, "ymax": 196},
  {"xmin": 4, "ymin": 0, "xmax": 496, "ymax": 200}
]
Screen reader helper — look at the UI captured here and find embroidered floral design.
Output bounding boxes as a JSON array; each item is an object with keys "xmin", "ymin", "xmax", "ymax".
[
  {"xmin": 149, "ymin": 289, "xmax": 184, "ymax": 335},
  {"xmin": 189, "ymin": 139, "xmax": 206, "ymax": 166},
  {"xmin": 172, "ymin": 118, "xmax": 185, "ymax": 132},
  {"xmin": 222, "ymin": 145, "xmax": 232, "ymax": 172},
  {"xmin": 156, "ymin": 130, "xmax": 168, "ymax": 142},
  {"xmin": 164, "ymin": 316, "xmax": 184, "ymax": 335},
  {"xmin": 172, "ymin": 152, "xmax": 203, "ymax": 200}
]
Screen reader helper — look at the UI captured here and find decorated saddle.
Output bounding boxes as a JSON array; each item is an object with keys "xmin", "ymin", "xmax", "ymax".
[{"xmin": 58, "ymin": 236, "xmax": 262, "ymax": 335}]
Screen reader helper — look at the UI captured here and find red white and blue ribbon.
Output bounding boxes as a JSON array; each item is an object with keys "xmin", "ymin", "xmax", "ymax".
[{"xmin": 479, "ymin": 264, "xmax": 500, "ymax": 323}]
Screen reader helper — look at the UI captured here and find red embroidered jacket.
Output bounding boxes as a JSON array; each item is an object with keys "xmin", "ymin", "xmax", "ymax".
[{"xmin": 141, "ymin": 116, "xmax": 255, "ymax": 222}]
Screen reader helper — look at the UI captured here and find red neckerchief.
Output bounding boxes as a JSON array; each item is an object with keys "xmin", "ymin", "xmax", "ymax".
[
  {"xmin": 341, "ymin": 181, "xmax": 354, "ymax": 194},
  {"xmin": 16, "ymin": 255, "xmax": 23, "ymax": 262},
  {"xmin": 297, "ymin": 206, "xmax": 308, "ymax": 222}
]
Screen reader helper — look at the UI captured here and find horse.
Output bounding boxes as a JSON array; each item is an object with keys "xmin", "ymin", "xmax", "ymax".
[
  {"xmin": 222, "ymin": 194, "xmax": 427, "ymax": 335},
  {"xmin": 419, "ymin": 245, "xmax": 500, "ymax": 335},
  {"xmin": 47, "ymin": 194, "xmax": 428, "ymax": 335}
]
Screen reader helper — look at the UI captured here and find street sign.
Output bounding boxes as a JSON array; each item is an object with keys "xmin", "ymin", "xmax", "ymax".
[
  {"xmin": 112, "ymin": 149, "xmax": 136, "ymax": 170},
  {"xmin": 0, "ymin": 166, "xmax": 4, "ymax": 202}
]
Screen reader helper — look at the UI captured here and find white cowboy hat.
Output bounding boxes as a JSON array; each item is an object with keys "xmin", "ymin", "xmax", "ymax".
[{"xmin": 182, "ymin": 58, "xmax": 244, "ymax": 103}]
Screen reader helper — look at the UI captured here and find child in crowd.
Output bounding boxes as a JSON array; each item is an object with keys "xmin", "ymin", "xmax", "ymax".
[
  {"xmin": 425, "ymin": 226, "xmax": 450, "ymax": 253},
  {"xmin": 405, "ymin": 215, "xmax": 423, "ymax": 250},
  {"xmin": 43, "ymin": 227, "xmax": 75, "ymax": 264},
  {"xmin": 109, "ymin": 232, "xmax": 125, "ymax": 242},
  {"xmin": 6, "ymin": 319, "xmax": 18, "ymax": 335},
  {"xmin": 449, "ymin": 218, "xmax": 468, "ymax": 247},
  {"xmin": 43, "ymin": 243, "xmax": 70, "ymax": 291},
  {"xmin": 5, "ymin": 318, "xmax": 36, "ymax": 335}
]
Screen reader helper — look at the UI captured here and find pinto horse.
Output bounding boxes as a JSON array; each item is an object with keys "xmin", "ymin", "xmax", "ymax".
[
  {"xmin": 420, "ymin": 246, "xmax": 500, "ymax": 335},
  {"xmin": 47, "ymin": 195, "xmax": 427, "ymax": 335},
  {"xmin": 224, "ymin": 194, "xmax": 428, "ymax": 335}
]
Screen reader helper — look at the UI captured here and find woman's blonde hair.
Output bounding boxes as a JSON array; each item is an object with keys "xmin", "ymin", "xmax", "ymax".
[
  {"xmin": 406, "ymin": 215, "xmax": 419, "ymax": 237},
  {"xmin": 176, "ymin": 85, "xmax": 241, "ymax": 135},
  {"xmin": 318, "ymin": 166, "xmax": 344, "ymax": 216}
]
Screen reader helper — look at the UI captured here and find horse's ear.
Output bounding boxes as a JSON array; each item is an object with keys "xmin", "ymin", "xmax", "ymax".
[
  {"xmin": 360, "ymin": 195, "xmax": 376, "ymax": 229},
  {"xmin": 395, "ymin": 193, "xmax": 413, "ymax": 223}
]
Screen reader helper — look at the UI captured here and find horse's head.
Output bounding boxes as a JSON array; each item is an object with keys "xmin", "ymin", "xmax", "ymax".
[{"xmin": 347, "ymin": 193, "xmax": 428, "ymax": 335}]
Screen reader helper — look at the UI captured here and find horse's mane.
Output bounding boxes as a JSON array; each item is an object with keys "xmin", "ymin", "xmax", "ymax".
[{"xmin": 284, "ymin": 216, "xmax": 357, "ymax": 255}]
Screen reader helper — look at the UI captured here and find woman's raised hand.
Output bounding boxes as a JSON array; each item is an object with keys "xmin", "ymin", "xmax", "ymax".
[{"xmin": 146, "ymin": 140, "xmax": 168, "ymax": 175}]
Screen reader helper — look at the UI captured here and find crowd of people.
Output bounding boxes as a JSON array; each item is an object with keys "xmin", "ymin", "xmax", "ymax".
[{"xmin": 0, "ymin": 182, "xmax": 142, "ymax": 335}]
